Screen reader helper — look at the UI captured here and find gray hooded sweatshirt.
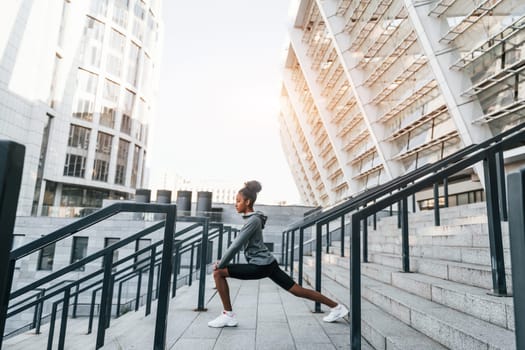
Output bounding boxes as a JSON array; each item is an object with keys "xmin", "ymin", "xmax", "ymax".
[{"xmin": 217, "ymin": 211, "xmax": 275, "ymax": 268}]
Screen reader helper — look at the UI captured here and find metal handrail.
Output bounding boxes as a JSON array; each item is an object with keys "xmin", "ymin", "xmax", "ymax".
[
  {"xmin": 3, "ymin": 203, "xmax": 178, "ymax": 350},
  {"xmin": 283, "ymin": 122, "xmax": 525, "ymax": 349},
  {"xmin": 6, "ymin": 218, "xmax": 229, "ymax": 350}
]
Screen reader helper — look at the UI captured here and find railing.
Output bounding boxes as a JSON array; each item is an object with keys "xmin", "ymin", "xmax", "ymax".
[
  {"xmin": 503, "ymin": 170, "xmax": 525, "ymax": 349},
  {"xmin": 3, "ymin": 214, "xmax": 234, "ymax": 350},
  {"xmin": 0, "ymin": 140, "xmax": 26, "ymax": 348},
  {"xmin": 282, "ymin": 122, "xmax": 525, "ymax": 349},
  {"xmin": 0, "ymin": 143, "xmax": 242, "ymax": 350},
  {"xmin": 6, "ymin": 202, "xmax": 178, "ymax": 350}
]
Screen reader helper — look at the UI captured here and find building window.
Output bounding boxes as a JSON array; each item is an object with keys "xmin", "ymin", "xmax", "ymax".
[
  {"xmin": 60, "ymin": 185, "xmax": 107, "ymax": 208},
  {"xmin": 121, "ymin": 89, "xmax": 135, "ymax": 134},
  {"xmin": 134, "ymin": 238, "xmax": 151, "ymax": 271},
  {"xmin": 90, "ymin": 0, "xmax": 108, "ymax": 17},
  {"xmin": 64, "ymin": 154, "xmax": 86, "ymax": 178},
  {"xmin": 37, "ymin": 243, "xmax": 56, "ymax": 271},
  {"xmin": 106, "ymin": 29, "xmax": 125, "ymax": 78},
  {"xmin": 112, "ymin": 0, "xmax": 129, "ymax": 28},
  {"xmin": 100, "ymin": 105, "xmax": 116, "ymax": 128},
  {"xmin": 132, "ymin": 1, "xmax": 145, "ymax": 41},
  {"xmin": 81, "ymin": 17, "xmax": 104, "ymax": 68},
  {"xmin": 115, "ymin": 139, "xmax": 129, "ymax": 185},
  {"xmin": 103, "ymin": 79, "xmax": 119, "ymax": 102},
  {"xmin": 73, "ymin": 70, "xmax": 97, "ymax": 117},
  {"xmin": 68, "ymin": 124, "xmax": 91, "ymax": 150},
  {"xmin": 78, "ymin": 69, "xmax": 98, "ymax": 95},
  {"xmin": 93, "ymin": 159, "xmax": 109, "ymax": 182},
  {"xmin": 96, "ymin": 131, "xmax": 112, "ymax": 153},
  {"xmin": 70, "ymin": 237, "xmax": 89, "ymax": 270},
  {"xmin": 127, "ymin": 43, "xmax": 140, "ymax": 86},
  {"xmin": 121, "ymin": 114, "xmax": 132, "ymax": 135},
  {"xmin": 73, "ymin": 98, "xmax": 95, "ymax": 121},
  {"xmin": 131, "ymin": 145, "xmax": 140, "ymax": 188}
]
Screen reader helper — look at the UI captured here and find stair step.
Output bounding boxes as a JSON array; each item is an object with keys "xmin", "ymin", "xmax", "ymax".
[
  {"xmin": 299, "ymin": 265, "xmax": 448, "ymax": 350},
  {"xmin": 302, "ymin": 256, "xmax": 515, "ymax": 331},
  {"xmin": 329, "ymin": 244, "xmax": 511, "ymax": 266},
  {"xmin": 299, "ymin": 261, "xmax": 516, "ymax": 350},
  {"xmin": 331, "ymin": 223, "xmax": 510, "ymax": 249},
  {"xmin": 365, "ymin": 252, "xmax": 513, "ymax": 291}
]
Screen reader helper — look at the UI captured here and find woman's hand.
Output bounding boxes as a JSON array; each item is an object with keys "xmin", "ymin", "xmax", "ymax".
[{"xmin": 212, "ymin": 260, "xmax": 221, "ymax": 270}]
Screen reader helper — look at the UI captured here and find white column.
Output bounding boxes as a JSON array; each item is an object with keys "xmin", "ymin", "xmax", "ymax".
[
  {"xmin": 288, "ymin": 27, "xmax": 353, "ymax": 192},
  {"xmin": 280, "ymin": 103, "xmax": 323, "ymax": 205},
  {"xmin": 283, "ymin": 70, "xmax": 337, "ymax": 204},
  {"xmin": 315, "ymin": 0, "xmax": 397, "ymax": 179}
]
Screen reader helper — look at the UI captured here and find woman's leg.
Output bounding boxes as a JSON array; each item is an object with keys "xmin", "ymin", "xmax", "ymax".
[
  {"xmin": 288, "ymin": 284, "xmax": 337, "ymax": 308},
  {"xmin": 213, "ymin": 268, "xmax": 232, "ymax": 311}
]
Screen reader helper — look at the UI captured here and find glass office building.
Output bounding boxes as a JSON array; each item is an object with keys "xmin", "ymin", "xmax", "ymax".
[
  {"xmin": 0, "ymin": 1, "xmax": 163, "ymax": 216},
  {"xmin": 280, "ymin": 0, "xmax": 525, "ymax": 207}
]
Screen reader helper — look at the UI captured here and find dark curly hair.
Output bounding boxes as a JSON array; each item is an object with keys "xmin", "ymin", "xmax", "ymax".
[{"xmin": 238, "ymin": 180, "xmax": 262, "ymax": 208}]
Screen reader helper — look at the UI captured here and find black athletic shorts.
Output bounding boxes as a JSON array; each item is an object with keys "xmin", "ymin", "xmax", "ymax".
[{"xmin": 226, "ymin": 260, "xmax": 296, "ymax": 291}]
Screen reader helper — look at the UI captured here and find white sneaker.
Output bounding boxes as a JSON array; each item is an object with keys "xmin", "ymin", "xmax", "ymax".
[
  {"xmin": 323, "ymin": 304, "xmax": 348, "ymax": 322},
  {"xmin": 208, "ymin": 311, "xmax": 238, "ymax": 328}
]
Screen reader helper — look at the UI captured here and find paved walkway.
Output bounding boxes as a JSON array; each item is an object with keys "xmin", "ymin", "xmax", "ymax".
[
  {"xmin": 5, "ymin": 275, "xmax": 370, "ymax": 350},
  {"xmin": 166, "ymin": 277, "xmax": 356, "ymax": 350}
]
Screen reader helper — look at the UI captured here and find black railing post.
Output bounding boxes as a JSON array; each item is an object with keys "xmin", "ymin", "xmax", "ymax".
[
  {"xmin": 433, "ymin": 181, "xmax": 440, "ymax": 226},
  {"xmin": 0, "ymin": 140, "xmax": 25, "ymax": 346},
  {"xmin": 401, "ymin": 196, "xmax": 410, "ymax": 272},
  {"xmin": 507, "ymin": 170, "xmax": 525, "ymax": 350},
  {"xmin": 47, "ymin": 302, "xmax": 59, "ymax": 350},
  {"xmin": 35, "ymin": 290, "xmax": 45, "ymax": 334},
  {"xmin": 153, "ymin": 204, "xmax": 176, "ymax": 350},
  {"xmin": 106, "ymin": 275, "xmax": 115, "ymax": 328},
  {"xmin": 298, "ymin": 227, "xmax": 304, "ymax": 286},
  {"xmin": 96, "ymin": 252, "xmax": 113, "ymax": 348},
  {"xmin": 72, "ymin": 284, "xmax": 79, "ymax": 318},
  {"xmin": 412, "ymin": 192, "xmax": 417, "ymax": 212},
  {"xmin": 281, "ymin": 232, "xmax": 285, "ymax": 265},
  {"xmin": 135, "ymin": 270, "xmax": 143, "ymax": 312},
  {"xmin": 88, "ymin": 289, "xmax": 97, "ymax": 334},
  {"xmin": 350, "ymin": 215, "xmax": 361, "ymax": 350},
  {"xmin": 156, "ymin": 264, "xmax": 161, "ymax": 299},
  {"xmin": 145, "ymin": 246, "xmax": 156, "ymax": 316},
  {"xmin": 284, "ymin": 230, "xmax": 290, "ymax": 271},
  {"xmin": 484, "ymin": 151, "xmax": 508, "ymax": 296},
  {"xmin": 234, "ymin": 229, "xmax": 240, "ymax": 263},
  {"xmin": 341, "ymin": 215, "xmax": 345, "ymax": 257},
  {"xmin": 196, "ymin": 218, "xmax": 209, "ymax": 311},
  {"xmin": 172, "ymin": 240, "xmax": 181, "ymax": 298},
  {"xmin": 326, "ymin": 222, "xmax": 330, "ymax": 254},
  {"xmin": 443, "ymin": 177, "xmax": 449, "ymax": 208},
  {"xmin": 314, "ymin": 222, "xmax": 322, "ymax": 313},
  {"xmin": 116, "ymin": 280, "xmax": 124, "ymax": 316},
  {"xmin": 397, "ymin": 201, "xmax": 402, "ymax": 229},
  {"xmin": 373, "ymin": 212, "xmax": 377, "ymax": 230},
  {"xmin": 362, "ymin": 216, "xmax": 368, "ymax": 263},
  {"xmin": 290, "ymin": 230, "xmax": 295, "ymax": 279},
  {"xmin": 58, "ymin": 287, "xmax": 71, "ymax": 350},
  {"xmin": 217, "ymin": 226, "xmax": 224, "ymax": 260},
  {"xmin": 189, "ymin": 242, "xmax": 195, "ymax": 286},
  {"xmin": 496, "ymin": 151, "xmax": 508, "ymax": 221}
]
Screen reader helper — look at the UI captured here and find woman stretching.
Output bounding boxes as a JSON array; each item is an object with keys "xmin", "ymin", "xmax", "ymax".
[{"xmin": 208, "ymin": 180, "xmax": 348, "ymax": 327}]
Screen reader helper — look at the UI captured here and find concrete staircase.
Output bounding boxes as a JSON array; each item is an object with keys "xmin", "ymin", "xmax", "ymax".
[{"xmin": 297, "ymin": 202, "xmax": 517, "ymax": 349}]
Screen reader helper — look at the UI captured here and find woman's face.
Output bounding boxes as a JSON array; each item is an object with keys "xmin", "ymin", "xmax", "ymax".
[{"xmin": 235, "ymin": 193, "xmax": 251, "ymax": 214}]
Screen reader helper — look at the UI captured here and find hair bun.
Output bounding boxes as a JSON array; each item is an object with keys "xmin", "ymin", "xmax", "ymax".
[{"xmin": 244, "ymin": 180, "xmax": 262, "ymax": 193}]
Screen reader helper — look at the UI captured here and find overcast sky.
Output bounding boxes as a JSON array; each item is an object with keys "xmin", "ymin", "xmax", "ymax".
[{"xmin": 147, "ymin": 0, "xmax": 302, "ymax": 205}]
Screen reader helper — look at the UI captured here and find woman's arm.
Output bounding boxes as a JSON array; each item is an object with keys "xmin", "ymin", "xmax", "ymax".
[{"xmin": 217, "ymin": 217, "xmax": 261, "ymax": 268}]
